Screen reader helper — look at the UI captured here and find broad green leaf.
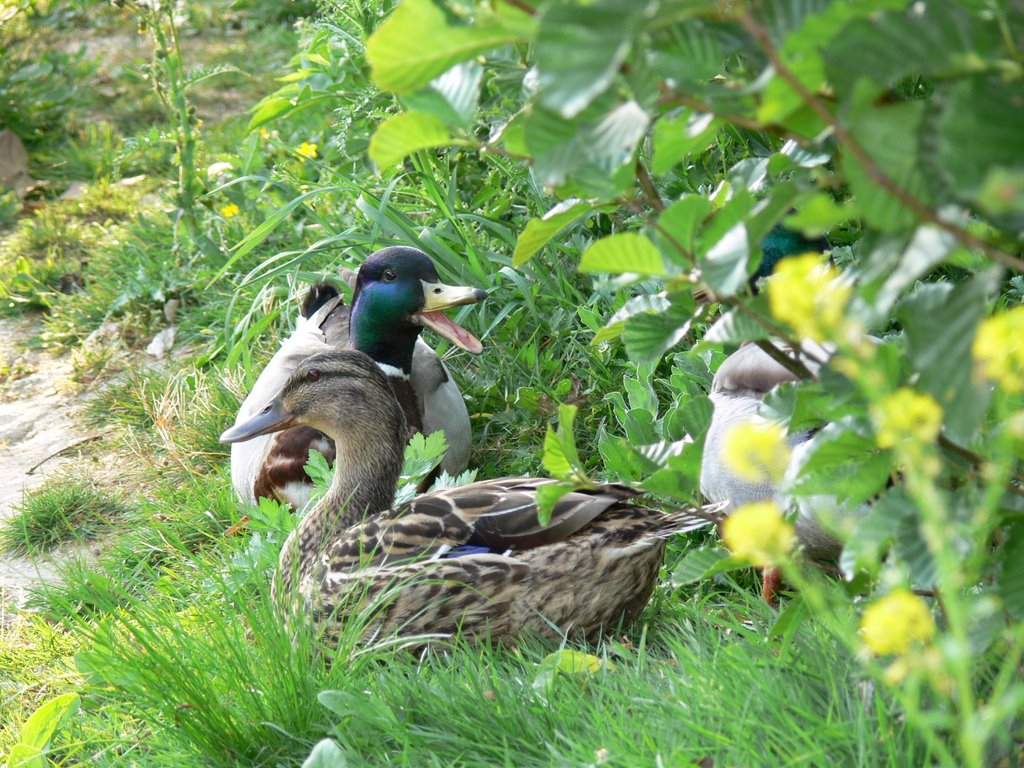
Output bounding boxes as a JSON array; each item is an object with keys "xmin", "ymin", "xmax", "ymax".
[
  {"xmin": 700, "ymin": 224, "xmax": 750, "ymax": 296},
  {"xmin": 655, "ymin": 196, "xmax": 714, "ymax": 266},
  {"xmin": 514, "ymin": 199, "xmax": 602, "ymax": 266},
  {"xmin": 599, "ymin": 433, "xmax": 660, "ymax": 481},
  {"xmin": 403, "ymin": 61, "xmax": 484, "ymax": 129},
  {"xmin": 842, "ymin": 95, "xmax": 929, "ymax": 232},
  {"xmin": 248, "ymin": 96, "xmax": 297, "ymax": 130},
  {"xmin": 935, "ymin": 77, "xmax": 1024, "ymax": 203},
  {"xmin": 18, "ymin": 693, "xmax": 80, "ymax": 751},
  {"xmin": 702, "ymin": 305, "xmax": 772, "ymax": 344},
  {"xmin": 526, "ymin": 99, "xmax": 649, "ymax": 196},
  {"xmin": 652, "ymin": 111, "xmax": 720, "ymax": 175},
  {"xmin": 670, "ymin": 547, "xmax": 731, "ymax": 585},
  {"xmin": 542, "ymin": 404, "xmax": 585, "ymax": 483},
  {"xmin": 897, "ymin": 272, "xmax": 999, "ymax": 443},
  {"xmin": 580, "ymin": 233, "xmax": 665, "ymax": 276},
  {"xmin": 369, "ymin": 111, "xmax": 451, "ymax": 170},
  {"xmin": 789, "ymin": 419, "xmax": 891, "ymax": 506},
  {"xmin": 1000, "ymin": 523, "xmax": 1024, "ymax": 619},
  {"xmin": 367, "ymin": 0, "xmax": 522, "ymax": 94},
  {"xmin": 535, "ymin": 482, "xmax": 577, "ymax": 527},
  {"xmin": 6, "ymin": 743, "xmax": 43, "ymax": 768},
  {"xmin": 533, "ymin": 649, "xmax": 611, "ymax": 697},
  {"xmin": 823, "ymin": 0, "xmax": 1003, "ymax": 96},
  {"xmin": 784, "ymin": 194, "xmax": 855, "ymax": 238},
  {"xmin": 302, "ymin": 739, "xmax": 351, "ymax": 768},
  {"xmin": 756, "ymin": 50, "xmax": 827, "ymax": 135},
  {"xmin": 535, "ymin": 3, "xmax": 641, "ymax": 119},
  {"xmin": 622, "ymin": 294, "xmax": 697, "ymax": 363},
  {"xmin": 640, "ymin": 446, "xmax": 705, "ymax": 499},
  {"xmin": 593, "ymin": 293, "xmax": 671, "ymax": 344},
  {"xmin": 318, "ymin": 690, "xmax": 399, "ymax": 728}
]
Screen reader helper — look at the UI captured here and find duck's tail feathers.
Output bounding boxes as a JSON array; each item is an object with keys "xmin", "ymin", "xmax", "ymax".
[
  {"xmin": 301, "ymin": 282, "xmax": 340, "ymax": 319},
  {"xmin": 656, "ymin": 500, "xmax": 729, "ymax": 536}
]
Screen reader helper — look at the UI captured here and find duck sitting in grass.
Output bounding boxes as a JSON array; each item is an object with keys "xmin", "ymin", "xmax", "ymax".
[
  {"xmin": 230, "ymin": 247, "xmax": 486, "ymax": 511},
  {"xmin": 221, "ymin": 350, "xmax": 716, "ymax": 644},
  {"xmin": 700, "ymin": 341, "xmax": 840, "ymax": 558}
]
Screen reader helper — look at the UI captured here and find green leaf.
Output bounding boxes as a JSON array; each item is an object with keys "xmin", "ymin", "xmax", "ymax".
[
  {"xmin": 580, "ymin": 233, "xmax": 665, "ymax": 276},
  {"xmin": 652, "ymin": 110, "xmax": 720, "ymax": 175},
  {"xmin": 843, "ymin": 96, "xmax": 930, "ymax": 232},
  {"xmin": 898, "ymin": 272, "xmax": 999, "ymax": 443},
  {"xmin": 302, "ymin": 739, "xmax": 351, "ymax": 768},
  {"xmin": 6, "ymin": 744, "xmax": 43, "ymax": 768},
  {"xmin": 542, "ymin": 404, "xmax": 585, "ymax": 482},
  {"xmin": 670, "ymin": 547, "xmax": 731, "ymax": 585},
  {"xmin": 593, "ymin": 294, "xmax": 671, "ymax": 345},
  {"xmin": 533, "ymin": 649, "xmax": 611, "ymax": 698},
  {"xmin": 369, "ymin": 111, "xmax": 451, "ymax": 170},
  {"xmin": 513, "ymin": 199, "xmax": 602, "ymax": 266},
  {"xmin": 535, "ymin": 3, "xmax": 641, "ymax": 119},
  {"xmin": 654, "ymin": 196, "xmax": 714, "ymax": 266},
  {"xmin": 935, "ymin": 77, "xmax": 1024, "ymax": 203},
  {"xmin": 17, "ymin": 693, "xmax": 80, "ymax": 751},
  {"xmin": 367, "ymin": 0, "xmax": 522, "ymax": 94},
  {"xmin": 756, "ymin": 49, "xmax": 827, "ymax": 135},
  {"xmin": 525, "ymin": 99, "xmax": 649, "ymax": 196},
  {"xmin": 622, "ymin": 294, "xmax": 697, "ymax": 363},
  {"xmin": 783, "ymin": 194, "xmax": 855, "ymax": 238},
  {"xmin": 702, "ymin": 302, "xmax": 772, "ymax": 345},
  {"xmin": 1000, "ymin": 523, "xmax": 1024, "ymax": 619},
  {"xmin": 535, "ymin": 482, "xmax": 577, "ymax": 527},
  {"xmin": 789, "ymin": 419, "xmax": 891, "ymax": 506},
  {"xmin": 403, "ymin": 61, "xmax": 484, "ymax": 129},
  {"xmin": 599, "ymin": 433, "xmax": 660, "ymax": 481},
  {"xmin": 700, "ymin": 224, "xmax": 750, "ymax": 295},
  {"xmin": 823, "ymin": 0, "xmax": 1003, "ymax": 96}
]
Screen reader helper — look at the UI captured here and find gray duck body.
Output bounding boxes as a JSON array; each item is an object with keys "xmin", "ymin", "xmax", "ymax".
[{"xmin": 700, "ymin": 342, "xmax": 843, "ymax": 562}]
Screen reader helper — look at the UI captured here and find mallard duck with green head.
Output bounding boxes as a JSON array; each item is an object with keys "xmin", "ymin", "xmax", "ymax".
[
  {"xmin": 222, "ymin": 350, "xmax": 715, "ymax": 643},
  {"xmin": 230, "ymin": 247, "xmax": 486, "ymax": 511}
]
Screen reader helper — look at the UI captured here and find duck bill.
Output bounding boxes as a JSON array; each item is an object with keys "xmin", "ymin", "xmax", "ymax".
[
  {"xmin": 414, "ymin": 281, "xmax": 487, "ymax": 355},
  {"xmin": 220, "ymin": 395, "xmax": 297, "ymax": 444}
]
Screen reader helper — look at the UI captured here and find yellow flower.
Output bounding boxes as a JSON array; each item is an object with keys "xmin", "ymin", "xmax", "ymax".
[
  {"xmin": 766, "ymin": 254, "xmax": 852, "ymax": 342},
  {"xmin": 859, "ymin": 588, "xmax": 935, "ymax": 656},
  {"xmin": 972, "ymin": 307, "xmax": 1024, "ymax": 393},
  {"xmin": 721, "ymin": 502, "xmax": 795, "ymax": 566},
  {"xmin": 721, "ymin": 420, "xmax": 791, "ymax": 484},
  {"xmin": 295, "ymin": 141, "xmax": 318, "ymax": 161},
  {"xmin": 871, "ymin": 388, "xmax": 943, "ymax": 449},
  {"xmin": 259, "ymin": 126, "xmax": 270, "ymax": 140},
  {"xmin": 219, "ymin": 203, "xmax": 241, "ymax": 219}
]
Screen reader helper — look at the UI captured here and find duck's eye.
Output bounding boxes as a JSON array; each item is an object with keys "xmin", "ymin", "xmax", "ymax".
[
  {"xmin": 382, "ymin": 268, "xmax": 397, "ymax": 282},
  {"xmin": 306, "ymin": 369, "xmax": 322, "ymax": 382}
]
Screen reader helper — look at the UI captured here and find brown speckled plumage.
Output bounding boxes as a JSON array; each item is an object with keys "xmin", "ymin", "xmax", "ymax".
[{"xmin": 222, "ymin": 351, "xmax": 717, "ymax": 645}]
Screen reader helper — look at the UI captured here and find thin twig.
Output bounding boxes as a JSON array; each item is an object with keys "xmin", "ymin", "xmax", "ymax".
[
  {"xmin": 26, "ymin": 433, "xmax": 109, "ymax": 475},
  {"xmin": 937, "ymin": 434, "xmax": 1024, "ymax": 498},
  {"xmin": 498, "ymin": 0, "xmax": 538, "ymax": 17},
  {"xmin": 635, "ymin": 159, "xmax": 665, "ymax": 212},
  {"xmin": 738, "ymin": 10, "xmax": 1024, "ymax": 274}
]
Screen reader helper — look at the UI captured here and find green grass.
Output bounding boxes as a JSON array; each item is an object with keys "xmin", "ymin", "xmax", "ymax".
[
  {"xmin": 37, "ymin": 545, "xmax": 929, "ymax": 767},
  {"xmin": 0, "ymin": 476, "xmax": 131, "ymax": 555}
]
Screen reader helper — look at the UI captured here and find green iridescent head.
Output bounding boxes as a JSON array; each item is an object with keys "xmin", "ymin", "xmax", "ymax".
[{"xmin": 350, "ymin": 247, "xmax": 487, "ymax": 372}]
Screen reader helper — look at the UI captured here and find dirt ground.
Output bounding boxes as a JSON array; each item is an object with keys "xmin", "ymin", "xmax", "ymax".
[{"xmin": 0, "ymin": 316, "xmax": 94, "ymax": 616}]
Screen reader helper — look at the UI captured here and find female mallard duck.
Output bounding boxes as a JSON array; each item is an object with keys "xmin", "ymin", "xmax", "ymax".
[
  {"xmin": 230, "ymin": 246, "xmax": 487, "ymax": 510},
  {"xmin": 700, "ymin": 341, "xmax": 841, "ymax": 599},
  {"xmin": 222, "ymin": 350, "xmax": 715, "ymax": 643}
]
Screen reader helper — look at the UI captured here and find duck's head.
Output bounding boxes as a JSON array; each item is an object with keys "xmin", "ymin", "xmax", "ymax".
[
  {"xmin": 350, "ymin": 247, "xmax": 487, "ymax": 373},
  {"xmin": 221, "ymin": 350, "xmax": 406, "ymax": 452}
]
